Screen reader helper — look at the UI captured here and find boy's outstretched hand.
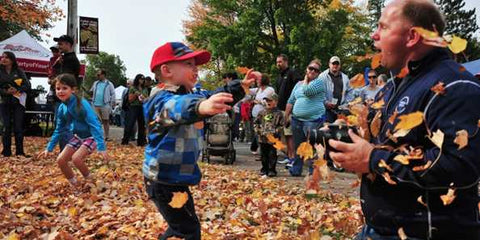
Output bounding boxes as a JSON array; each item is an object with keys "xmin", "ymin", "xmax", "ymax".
[{"xmin": 198, "ymin": 93, "xmax": 233, "ymax": 116}]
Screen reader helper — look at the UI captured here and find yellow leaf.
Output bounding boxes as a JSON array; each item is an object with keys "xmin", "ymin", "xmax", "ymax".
[
  {"xmin": 454, "ymin": 130, "xmax": 469, "ymax": 150},
  {"xmin": 313, "ymin": 144, "xmax": 325, "ymax": 160},
  {"xmin": 169, "ymin": 192, "xmax": 189, "ymax": 208},
  {"xmin": 393, "ymin": 129, "xmax": 411, "ymax": 138},
  {"xmin": 371, "ymin": 99, "xmax": 385, "ymax": 110},
  {"xmin": 430, "ymin": 129, "xmax": 445, "ymax": 149},
  {"xmin": 6, "ymin": 233, "xmax": 20, "ymax": 240},
  {"xmin": 371, "ymin": 53, "xmax": 382, "ymax": 69},
  {"xmin": 347, "ymin": 115, "xmax": 359, "ymax": 126},
  {"xmin": 378, "ymin": 159, "xmax": 393, "ymax": 172},
  {"xmin": 267, "ymin": 134, "xmax": 286, "ymax": 150},
  {"xmin": 371, "ymin": 111, "xmax": 382, "ymax": 138},
  {"xmin": 413, "ymin": 27, "xmax": 439, "ymax": 39},
  {"xmin": 412, "ymin": 160, "xmax": 432, "ymax": 172},
  {"xmin": 297, "ymin": 141, "xmax": 314, "ymax": 161},
  {"xmin": 440, "ymin": 187, "xmax": 456, "ymax": 206},
  {"xmin": 448, "ymin": 35, "xmax": 467, "ymax": 54},
  {"xmin": 68, "ymin": 207, "xmax": 78, "ymax": 217},
  {"xmin": 389, "ymin": 110, "xmax": 398, "ymax": 124},
  {"xmin": 14, "ymin": 78, "xmax": 22, "ymax": 86},
  {"xmin": 349, "ymin": 73, "xmax": 365, "ymax": 88},
  {"xmin": 398, "ymin": 227, "xmax": 408, "ymax": 240},
  {"xmin": 276, "ymin": 222, "xmax": 285, "ymax": 239},
  {"xmin": 394, "ymin": 112, "xmax": 424, "ymax": 132},
  {"xmin": 417, "ymin": 196, "xmax": 427, "ymax": 207},
  {"xmin": 393, "ymin": 155, "xmax": 410, "ymax": 165}
]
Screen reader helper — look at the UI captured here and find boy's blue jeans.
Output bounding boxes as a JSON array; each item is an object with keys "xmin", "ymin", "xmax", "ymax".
[
  {"xmin": 289, "ymin": 116, "xmax": 325, "ymax": 176},
  {"xmin": 144, "ymin": 179, "xmax": 201, "ymax": 240}
]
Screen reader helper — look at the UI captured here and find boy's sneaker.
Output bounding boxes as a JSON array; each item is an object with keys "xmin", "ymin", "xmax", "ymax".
[
  {"xmin": 259, "ymin": 171, "xmax": 267, "ymax": 176},
  {"xmin": 285, "ymin": 160, "xmax": 294, "ymax": 169},
  {"xmin": 268, "ymin": 172, "xmax": 277, "ymax": 177},
  {"xmin": 278, "ymin": 158, "xmax": 290, "ymax": 164}
]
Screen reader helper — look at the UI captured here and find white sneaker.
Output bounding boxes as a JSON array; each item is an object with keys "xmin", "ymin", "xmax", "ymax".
[
  {"xmin": 278, "ymin": 158, "xmax": 290, "ymax": 164},
  {"xmin": 251, "ymin": 151, "xmax": 258, "ymax": 155},
  {"xmin": 286, "ymin": 160, "xmax": 294, "ymax": 169}
]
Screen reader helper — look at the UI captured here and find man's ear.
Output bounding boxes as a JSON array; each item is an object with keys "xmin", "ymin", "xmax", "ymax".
[{"xmin": 406, "ymin": 27, "xmax": 422, "ymax": 48}]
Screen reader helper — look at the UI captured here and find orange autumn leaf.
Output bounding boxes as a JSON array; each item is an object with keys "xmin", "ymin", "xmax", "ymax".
[
  {"xmin": 235, "ymin": 66, "xmax": 251, "ymax": 74},
  {"xmin": 431, "ymin": 82, "xmax": 445, "ymax": 95},
  {"xmin": 396, "ymin": 67, "xmax": 409, "ymax": 78},
  {"xmin": 371, "ymin": 111, "xmax": 382, "ymax": 138},
  {"xmin": 440, "ymin": 187, "xmax": 456, "ymax": 206},
  {"xmin": 371, "ymin": 99, "xmax": 385, "ymax": 110},
  {"xmin": 448, "ymin": 35, "xmax": 468, "ymax": 54},
  {"xmin": 454, "ymin": 130, "xmax": 469, "ymax": 150},
  {"xmin": 371, "ymin": 53, "xmax": 382, "ymax": 69},
  {"xmin": 394, "ymin": 112, "xmax": 424, "ymax": 132},
  {"xmin": 267, "ymin": 134, "xmax": 286, "ymax": 150},
  {"xmin": 417, "ymin": 196, "xmax": 427, "ymax": 207},
  {"xmin": 459, "ymin": 66, "xmax": 466, "ymax": 72},
  {"xmin": 169, "ymin": 192, "xmax": 189, "ymax": 208},
  {"xmin": 355, "ymin": 53, "xmax": 374, "ymax": 62},
  {"xmin": 378, "ymin": 159, "xmax": 393, "ymax": 172},
  {"xmin": 382, "ymin": 172, "xmax": 397, "ymax": 185},
  {"xmin": 389, "ymin": 110, "xmax": 398, "ymax": 124},
  {"xmin": 349, "ymin": 73, "xmax": 365, "ymax": 88},
  {"xmin": 297, "ymin": 141, "xmax": 314, "ymax": 161},
  {"xmin": 412, "ymin": 160, "xmax": 432, "ymax": 172}
]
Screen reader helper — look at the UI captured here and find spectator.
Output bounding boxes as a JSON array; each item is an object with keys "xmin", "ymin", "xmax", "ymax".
[
  {"xmin": 358, "ymin": 69, "xmax": 381, "ymax": 105},
  {"xmin": 223, "ymin": 72, "xmax": 240, "ymax": 140},
  {"xmin": 328, "ymin": 0, "xmax": 480, "ymax": 239},
  {"xmin": 90, "ymin": 69, "xmax": 115, "ymax": 141},
  {"xmin": 285, "ymin": 59, "xmax": 326, "ymax": 176},
  {"xmin": 240, "ymin": 95, "xmax": 253, "ymax": 143},
  {"xmin": 0, "ymin": 51, "xmax": 31, "ymax": 157},
  {"xmin": 377, "ymin": 73, "xmax": 388, "ymax": 88},
  {"xmin": 249, "ymin": 74, "xmax": 275, "ymax": 155},
  {"xmin": 121, "ymin": 74, "xmax": 148, "ymax": 146},
  {"xmin": 320, "ymin": 56, "xmax": 353, "ymax": 123},
  {"xmin": 47, "ymin": 45, "xmax": 62, "ymax": 112},
  {"xmin": 144, "ymin": 76, "xmax": 154, "ymax": 96},
  {"xmin": 112, "ymin": 103, "xmax": 122, "ymax": 127},
  {"xmin": 53, "ymin": 35, "xmax": 81, "ymax": 85},
  {"xmin": 275, "ymin": 54, "xmax": 301, "ymax": 164},
  {"xmin": 254, "ymin": 93, "xmax": 284, "ymax": 177}
]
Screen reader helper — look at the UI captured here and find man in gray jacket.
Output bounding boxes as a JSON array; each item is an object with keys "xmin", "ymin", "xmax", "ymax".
[{"xmin": 90, "ymin": 69, "xmax": 115, "ymax": 140}]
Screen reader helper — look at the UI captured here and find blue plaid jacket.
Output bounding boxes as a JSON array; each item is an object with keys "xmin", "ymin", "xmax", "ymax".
[{"xmin": 143, "ymin": 80, "xmax": 245, "ymax": 185}]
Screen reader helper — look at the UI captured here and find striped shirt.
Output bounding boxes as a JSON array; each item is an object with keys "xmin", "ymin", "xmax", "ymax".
[{"xmin": 287, "ymin": 76, "xmax": 327, "ymax": 121}]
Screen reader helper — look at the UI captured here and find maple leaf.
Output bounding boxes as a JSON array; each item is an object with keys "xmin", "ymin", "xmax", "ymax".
[
  {"xmin": 440, "ymin": 187, "xmax": 456, "ymax": 206},
  {"xmin": 396, "ymin": 67, "xmax": 409, "ymax": 78},
  {"xmin": 349, "ymin": 73, "xmax": 365, "ymax": 88},
  {"xmin": 394, "ymin": 112, "xmax": 424, "ymax": 132},
  {"xmin": 267, "ymin": 134, "xmax": 286, "ymax": 150},
  {"xmin": 454, "ymin": 130, "xmax": 469, "ymax": 150},
  {"xmin": 297, "ymin": 141, "xmax": 314, "ymax": 161},
  {"xmin": 371, "ymin": 111, "xmax": 382, "ymax": 138},
  {"xmin": 235, "ymin": 66, "xmax": 251, "ymax": 74},
  {"xmin": 169, "ymin": 192, "xmax": 189, "ymax": 208},
  {"xmin": 371, "ymin": 53, "xmax": 382, "ymax": 69},
  {"xmin": 313, "ymin": 144, "xmax": 326, "ymax": 160},
  {"xmin": 371, "ymin": 99, "xmax": 385, "ymax": 110},
  {"xmin": 378, "ymin": 159, "xmax": 393, "ymax": 172},
  {"xmin": 413, "ymin": 27, "xmax": 440, "ymax": 39},
  {"xmin": 448, "ymin": 35, "xmax": 468, "ymax": 54},
  {"xmin": 431, "ymin": 82, "xmax": 445, "ymax": 95},
  {"xmin": 429, "ymin": 129, "xmax": 445, "ymax": 149}
]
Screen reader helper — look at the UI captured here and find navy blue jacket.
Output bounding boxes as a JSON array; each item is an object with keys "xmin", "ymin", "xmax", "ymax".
[{"xmin": 364, "ymin": 48, "xmax": 480, "ymax": 239}]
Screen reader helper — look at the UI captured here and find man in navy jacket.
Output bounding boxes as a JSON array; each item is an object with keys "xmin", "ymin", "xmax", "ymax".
[{"xmin": 329, "ymin": 0, "xmax": 480, "ymax": 239}]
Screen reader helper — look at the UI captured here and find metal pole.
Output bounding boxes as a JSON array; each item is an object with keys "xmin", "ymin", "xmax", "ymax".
[{"xmin": 66, "ymin": 0, "xmax": 78, "ymax": 52}]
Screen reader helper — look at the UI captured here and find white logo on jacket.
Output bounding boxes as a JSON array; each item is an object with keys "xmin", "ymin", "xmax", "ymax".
[{"xmin": 396, "ymin": 96, "xmax": 410, "ymax": 114}]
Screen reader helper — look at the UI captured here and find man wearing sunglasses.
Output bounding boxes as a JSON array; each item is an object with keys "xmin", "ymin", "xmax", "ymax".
[{"xmin": 319, "ymin": 56, "xmax": 353, "ymax": 123}]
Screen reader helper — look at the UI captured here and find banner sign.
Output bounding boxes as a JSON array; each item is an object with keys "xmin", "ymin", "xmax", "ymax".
[{"xmin": 79, "ymin": 16, "xmax": 99, "ymax": 54}]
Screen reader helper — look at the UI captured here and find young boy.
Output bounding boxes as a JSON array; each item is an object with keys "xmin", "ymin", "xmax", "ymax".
[
  {"xmin": 254, "ymin": 93, "xmax": 284, "ymax": 177},
  {"xmin": 143, "ymin": 42, "xmax": 254, "ymax": 240}
]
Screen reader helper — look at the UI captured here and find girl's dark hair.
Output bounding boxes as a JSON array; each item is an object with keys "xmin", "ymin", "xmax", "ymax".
[
  {"xmin": 55, "ymin": 73, "xmax": 83, "ymax": 113},
  {"xmin": 133, "ymin": 74, "xmax": 145, "ymax": 88},
  {"xmin": 2, "ymin": 51, "xmax": 19, "ymax": 70},
  {"xmin": 260, "ymin": 74, "xmax": 270, "ymax": 86}
]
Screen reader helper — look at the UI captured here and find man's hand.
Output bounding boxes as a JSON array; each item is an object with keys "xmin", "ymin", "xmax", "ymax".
[
  {"xmin": 241, "ymin": 69, "xmax": 257, "ymax": 92},
  {"xmin": 198, "ymin": 93, "xmax": 233, "ymax": 116},
  {"xmin": 328, "ymin": 129, "xmax": 374, "ymax": 174}
]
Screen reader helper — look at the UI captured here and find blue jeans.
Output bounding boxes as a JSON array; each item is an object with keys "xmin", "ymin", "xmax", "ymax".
[
  {"xmin": 355, "ymin": 225, "xmax": 423, "ymax": 240},
  {"xmin": 289, "ymin": 116, "xmax": 325, "ymax": 176}
]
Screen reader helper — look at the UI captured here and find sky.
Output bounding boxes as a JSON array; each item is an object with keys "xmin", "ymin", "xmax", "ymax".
[{"xmin": 31, "ymin": 0, "xmax": 480, "ymax": 89}]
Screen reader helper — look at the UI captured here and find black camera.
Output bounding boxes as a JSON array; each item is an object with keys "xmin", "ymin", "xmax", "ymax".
[{"xmin": 309, "ymin": 124, "xmax": 358, "ymax": 150}]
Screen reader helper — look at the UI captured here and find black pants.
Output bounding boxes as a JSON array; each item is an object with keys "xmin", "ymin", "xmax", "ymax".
[
  {"xmin": 0, "ymin": 102, "xmax": 25, "ymax": 156},
  {"xmin": 145, "ymin": 179, "xmax": 201, "ymax": 240},
  {"xmin": 260, "ymin": 143, "xmax": 277, "ymax": 174},
  {"xmin": 122, "ymin": 105, "xmax": 146, "ymax": 146}
]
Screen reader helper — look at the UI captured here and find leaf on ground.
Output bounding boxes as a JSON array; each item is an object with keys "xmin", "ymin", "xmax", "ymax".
[
  {"xmin": 169, "ymin": 192, "xmax": 189, "ymax": 208},
  {"xmin": 429, "ymin": 129, "xmax": 445, "ymax": 149},
  {"xmin": 349, "ymin": 73, "xmax": 365, "ymax": 88},
  {"xmin": 394, "ymin": 112, "xmax": 424, "ymax": 132},
  {"xmin": 454, "ymin": 130, "xmax": 469, "ymax": 150},
  {"xmin": 297, "ymin": 141, "xmax": 314, "ymax": 161},
  {"xmin": 448, "ymin": 35, "xmax": 468, "ymax": 54},
  {"xmin": 431, "ymin": 82, "xmax": 445, "ymax": 95},
  {"xmin": 371, "ymin": 53, "xmax": 382, "ymax": 69},
  {"xmin": 440, "ymin": 187, "xmax": 456, "ymax": 206}
]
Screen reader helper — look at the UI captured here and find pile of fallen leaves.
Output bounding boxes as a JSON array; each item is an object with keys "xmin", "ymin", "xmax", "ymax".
[{"xmin": 0, "ymin": 138, "xmax": 362, "ymax": 239}]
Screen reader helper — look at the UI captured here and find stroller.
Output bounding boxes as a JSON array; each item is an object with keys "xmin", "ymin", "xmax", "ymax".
[{"xmin": 201, "ymin": 112, "xmax": 236, "ymax": 164}]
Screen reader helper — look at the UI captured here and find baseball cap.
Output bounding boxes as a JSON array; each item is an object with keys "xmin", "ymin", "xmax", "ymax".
[
  {"xmin": 150, "ymin": 42, "xmax": 211, "ymax": 72},
  {"xmin": 329, "ymin": 56, "xmax": 341, "ymax": 64},
  {"xmin": 49, "ymin": 45, "xmax": 59, "ymax": 51},
  {"xmin": 264, "ymin": 93, "xmax": 278, "ymax": 101},
  {"xmin": 53, "ymin": 35, "xmax": 74, "ymax": 45}
]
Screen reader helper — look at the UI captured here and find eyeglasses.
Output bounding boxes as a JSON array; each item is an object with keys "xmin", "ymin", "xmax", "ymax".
[
  {"xmin": 307, "ymin": 66, "xmax": 320, "ymax": 73},
  {"xmin": 368, "ymin": 75, "xmax": 377, "ymax": 79},
  {"xmin": 331, "ymin": 61, "xmax": 340, "ymax": 65}
]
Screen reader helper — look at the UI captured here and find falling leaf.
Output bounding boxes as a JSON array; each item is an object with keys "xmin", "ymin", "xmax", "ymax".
[
  {"xmin": 388, "ymin": 110, "xmax": 398, "ymax": 124},
  {"xmin": 236, "ymin": 66, "xmax": 251, "ymax": 74},
  {"xmin": 314, "ymin": 144, "xmax": 325, "ymax": 160},
  {"xmin": 430, "ymin": 129, "xmax": 445, "ymax": 149},
  {"xmin": 413, "ymin": 27, "xmax": 439, "ymax": 39},
  {"xmin": 454, "ymin": 130, "xmax": 469, "ymax": 150},
  {"xmin": 431, "ymin": 82, "xmax": 445, "ymax": 95},
  {"xmin": 412, "ymin": 160, "xmax": 432, "ymax": 172},
  {"xmin": 267, "ymin": 134, "xmax": 286, "ymax": 150},
  {"xmin": 371, "ymin": 111, "xmax": 382, "ymax": 138},
  {"xmin": 378, "ymin": 159, "xmax": 393, "ymax": 172},
  {"xmin": 169, "ymin": 192, "xmax": 189, "ymax": 208},
  {"xmin": 371, "ymin": 53, "xmax": 382, "ymax": 69},
  {"xmin": 394, "ymin": 112, "xmax": 424, "ymax": 132},
  {"xmin": 448, "ymin": 35, "xmax": 468, "ymax": 54},
  {"xmin": 396, "ymin": 67, "xmax": 409, "ymax": 78},
  {"xmin": 393, "ymin": 155, "xmax": 410, "ymax": 165},
  {"xmin": 371, "ymin": 99, "xmax": 385, "ymax": 110},
  {"xmin": 349, "ymin": 97, "xmax": 363, "ymax": 106},
  {"xmin": 382, "ymin": 172, "xmax": 397, "ymax": 185},
  {"xmin": 297, "ymin": 141, "xmax": 314, "ymax": 161},
  {"xmin": 393, "ymin": 129, "xmax": 411, "ymax": 138},
  {"xmin": 440, "ymin": 187, "xmax": 456, "ymax": 206},
  {"xmin": 417, "ymin": 196, "xmax": 427, "ymax": 207},
  {"xmin": 194, "ymin": 121, "xmax": 204, "ymax": 130},
  {"xmin": 347, "ymin": 115, "xmax": 359, "ymax": 126},
  {"xmin": 398, "ymin": 227, "xmax": 408, "ymax": 240},
  {"xmin": 349, "ymin": 73, "xmax": 366, "ymax": 88},
  {"xmin": 459, "ymin": 66, "xmax": 466, "ymax": 72}
]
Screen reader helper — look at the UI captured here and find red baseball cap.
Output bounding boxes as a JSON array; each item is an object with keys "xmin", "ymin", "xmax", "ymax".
[{"xmin": 150, "ymin": 42, "xmax": 211, "ymax": 72}]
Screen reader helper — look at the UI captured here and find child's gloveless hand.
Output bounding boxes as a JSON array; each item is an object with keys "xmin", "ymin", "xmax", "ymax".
[
  {"xmin": 198, "ymin": 93, "xmax": 233, "ymax": 116},
  {"xmin": 37, "ymin": 150, "xmax": 51, "ymax": 159}
]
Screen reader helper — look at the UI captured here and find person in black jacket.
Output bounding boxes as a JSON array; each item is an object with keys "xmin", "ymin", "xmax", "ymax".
[
  {"xmin": 0, "ymin": 51, "xmax": 31, "ymax": 157},
  {"xmin": 53, "ymin": 35, "xmax": 81, "ymax": 86},
  {"xmin": 328, "ymin": 0, "xmax": 480, "ymax": 239}
]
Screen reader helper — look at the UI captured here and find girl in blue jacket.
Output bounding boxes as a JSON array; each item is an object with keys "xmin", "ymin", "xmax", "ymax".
[{"xmin": 38, "ymin": 74, "xmax": 109, "ymax": 186}]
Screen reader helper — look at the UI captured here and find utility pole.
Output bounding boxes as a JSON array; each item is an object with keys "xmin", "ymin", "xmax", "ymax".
[{"xmin": 66, "ymin": 0, "xmax": 78, "ymax": 52}]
